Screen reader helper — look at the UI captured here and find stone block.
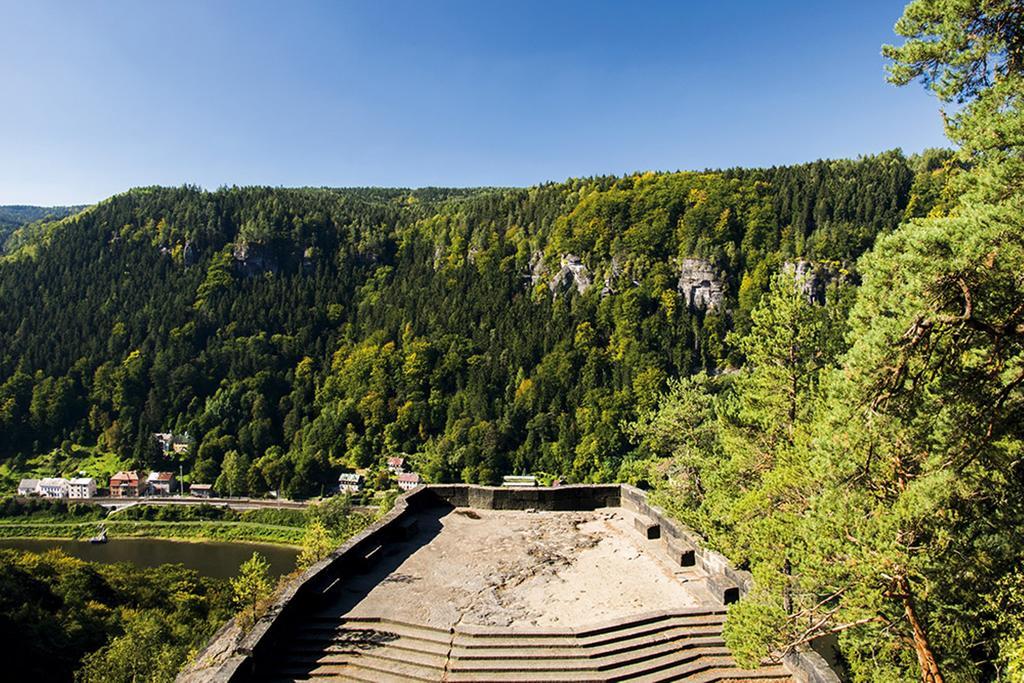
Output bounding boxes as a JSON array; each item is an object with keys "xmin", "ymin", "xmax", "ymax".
[
  {"xmin": 633, "ymin": 516, "xmax": 661, "ymax": 540},
  {"xmin": 666, "ymin": 541, "xmax": 696, "ymax": 567},
  {"xmin": 706, "ymin": 574, "xmax": 741, "ymax": 605}
]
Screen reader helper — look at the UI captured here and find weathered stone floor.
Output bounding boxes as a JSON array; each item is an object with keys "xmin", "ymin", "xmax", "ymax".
[{"xmin": 325, "ymin": 507, "xmax": 713, "ymax": 630}]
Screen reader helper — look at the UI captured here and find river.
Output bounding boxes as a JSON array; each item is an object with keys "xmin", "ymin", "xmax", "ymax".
[{"xmin": 0, "ymin": 537, "xmax": 298, "ymax": 580}]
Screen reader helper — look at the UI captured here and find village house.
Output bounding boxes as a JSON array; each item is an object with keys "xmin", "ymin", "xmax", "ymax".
[
  {"xmin": 154, "ymin": 431, "xmax": 192, "ymax": 456},
  {"xmin": 109, "ymin": 471, "xmax": 144, "ymax": 497},
  {"xmin": 147, "ymin": 471, "xmax": 177, "ymax": 496},
  {"xmin": 154, "ymin": 432, "xmax": 174, "ymax": 453},
  {"xmin": 338, "ymin": 473, "xmax": 364, "ymax": 494},
  {"xmin": 17, "ymin": 478, "xmax": 40, "ymax": 496},
  {"xmin": 38, "ymin": 477, "xmax": 70, "ymax": 498},
  {"xmin": 397, "ymin": 472, "xmax": 421, "ymax": 491},
  {"xmin": 189, "ymin": 483, "xmax": 214, "ymax": 498},
  {"xmin": 386, "ymin": 456, "xmax": 406, "ymax": 474},
  {"xmin": 68, "ymin": 477, "xmax": 97, "ymax": 499}
]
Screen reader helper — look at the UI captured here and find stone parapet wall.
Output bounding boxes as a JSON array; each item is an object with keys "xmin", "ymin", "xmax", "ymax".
[
  {"xmin": 427, "ymin": 483, "xmax": 620, "ymax": 510},
  {"xmin": 785, "ymin": 650, "xmax": 844, "ymax": 683},
  {"xmin": 619, "ymin": 484, "xmax": 753, "ymax": 600},
  {"xmin": 618, "ymin": 485, "xmax": 837, "ymax": 683},
  {"xmin": 179, "ymin": 485, "xmax": 437, "ymax": 682}
]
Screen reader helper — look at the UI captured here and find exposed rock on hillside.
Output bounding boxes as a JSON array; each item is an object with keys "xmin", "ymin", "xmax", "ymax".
[
  {"xmin": 783, "ymin": 260, "xmax": 842, "ymax": 304},
  {"xmin": 677, "ymin": 258, "xmax": 726, "ymax": 311},
  {"xmin": 302, "ymin": 246, "xmax": 317, "ymax": 273},
  {"xmin": 549, "ymin": 254, "xmax": 592, "ymax": 295},
  {"xmin": 526, "ymin": 251, "xmax": 547, "ymax": 287},
  {"xmin": 601, "ymin": 256, "xmax": 622, "ymax": 297},
  {"xmin": 233, "ymin": 241, "xmax": 279, "ymax": 276}
]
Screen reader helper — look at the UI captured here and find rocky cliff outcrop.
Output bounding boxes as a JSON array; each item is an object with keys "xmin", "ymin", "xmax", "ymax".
[
  {"xmin": 526, "ymin": 251, "xmax": 547, "ymax": 287},
  {"xmin": 677, "ymin": 258, "xmax": 726, "ymax": 312},
  {"xmin": 549, "ymin": 254, "xmax": 592, "ymax": 295},
  {"xmin": 601, "ymin": 256, "xmax": 622, "ymax": 297},
  {"xmin": 302, "ymin": 246, "xmax": 317, "ymax": 273},
  {"xmin": 158, "ymin": 240, "xmax": 199, "ymax": 267},
  {"xmin": 233, "ymin": 241, "xmax": 279, "ymax": 276},
  {"xmin": 524, "ymin": 252, "xmax": 593, "ymax": 295},
  {"xmin": 783, "ymin": 260, "xmax": 841, "ymax": 304}
]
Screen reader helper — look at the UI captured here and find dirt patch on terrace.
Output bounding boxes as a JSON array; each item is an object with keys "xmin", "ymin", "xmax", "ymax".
[{"xmin": 325, "ymin": 507, "xmax": 714, "ymax": 630}]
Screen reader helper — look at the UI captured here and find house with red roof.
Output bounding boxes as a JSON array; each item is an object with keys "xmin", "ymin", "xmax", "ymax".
[
  {"xmin": 109, "ymin": 471, "xmax": 144, "ymax": 497},
  {"xmin": 397, "ymin": 472, "xmax": 421, "ymax": 491}
]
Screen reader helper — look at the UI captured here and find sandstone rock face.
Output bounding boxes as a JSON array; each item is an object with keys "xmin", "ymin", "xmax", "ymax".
[
  {"xmin": 783, "ymin": 259, "xmax": 840, "ymax": 304},
  {"xmin": 549, "ymin": 253, "xmax": 592, "ymax": 295},
  {"xmin": 233, "ymin": 240, "xmax": 279, "ymax": 276},
  {"xmin": 526, "ymin": 250, "xmax": 547, "ymax": 287},
  {"xmin": 302, "ymin": 246, "xmax": 317, "ymax": 273},
  {"xmin": 601, "ymin": 255, "xmax": 622, "ymax": 297},
  {"xmin": 182, "ymin": 240, "xmax": 198, "ymax": 268},
  {"xmin": 677, "ymin": 258, "xmax": 725, "ymax": 311}
]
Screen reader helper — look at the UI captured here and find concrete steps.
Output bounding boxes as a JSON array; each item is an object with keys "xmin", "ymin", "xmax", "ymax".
[
  {"xmin": 285, "ymin": 646, "xmax": 448, "ymax": 670},
  {"xmin": 295, "ymin": 620, "xmax": 452, "ymax": 651},
  {"xmin": 650, "ymin": 666, "xmax": 793, "ymax": 683},
  {"xmin": 447, "ymin": 638, "xmax": 729, "ymax": 672},
  {"xmin": 306, "ymin": 615, "xmax": 453, "ymax": 642},
  {"xmin": 275, "ymin": 655, "xmax": 444, "ymax": 681},
  {"xmin": 258, "ymin": 610, "xmax": 792, "ymax": 682}
]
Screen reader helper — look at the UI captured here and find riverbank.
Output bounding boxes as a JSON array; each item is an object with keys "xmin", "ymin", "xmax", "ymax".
[
  {"xmin": 0, "ymin": 519, "xmax": 306, "ymax": 545},
  {"xmin": 0, "ymin": 544, "xmax": 235, "ymax": 682},
  {"xmin": 0, "ymin": 496, "xmax": 377, "ymax": 547},
  {"xmin": 0, "ymin": 536, "xmax": 299, "ymax": 579}
]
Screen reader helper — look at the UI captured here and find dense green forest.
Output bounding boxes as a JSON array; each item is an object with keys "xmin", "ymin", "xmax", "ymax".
[
  {"xmin": 0, "ymin": 151, "xmax": 950, "ymax": 496},
  {"xmin": 1, "ymin": 548, "xmax": 232, "ymax": 682},
  {"xmin": 0, "ymin": 205, "xmax": 84, "ymax": 250}
]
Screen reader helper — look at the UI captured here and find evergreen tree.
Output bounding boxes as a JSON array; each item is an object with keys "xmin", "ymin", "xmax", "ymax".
[{"xmin": 723, "ymin": 3, "xmax": 1024, "ymax": 680}]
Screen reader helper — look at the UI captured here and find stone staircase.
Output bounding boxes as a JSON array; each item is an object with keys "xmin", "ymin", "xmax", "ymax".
[{"xmin": 261, "ymin": 609, "xmax": 792, "ymax": 682}]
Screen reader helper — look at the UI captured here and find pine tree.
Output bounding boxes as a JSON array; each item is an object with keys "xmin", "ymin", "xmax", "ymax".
[{"xmin": 770, "ymin": 3, "xmax": 1024, "ymax": 679}]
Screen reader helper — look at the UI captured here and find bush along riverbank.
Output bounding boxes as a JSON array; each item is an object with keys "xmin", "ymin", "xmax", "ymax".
[{"xmin": 0, "ymin": 548, "xmax": 235, "ymax": 683}]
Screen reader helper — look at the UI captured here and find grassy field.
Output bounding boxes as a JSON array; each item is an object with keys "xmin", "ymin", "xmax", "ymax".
[{"xmin": 0, "ymin": 445, "xmax": 128, "ymax": 491}]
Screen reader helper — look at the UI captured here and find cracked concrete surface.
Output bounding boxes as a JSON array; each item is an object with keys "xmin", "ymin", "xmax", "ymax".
[{"xmin": 321, "ymin": 507, "xmax": 715, "ymax": 630}]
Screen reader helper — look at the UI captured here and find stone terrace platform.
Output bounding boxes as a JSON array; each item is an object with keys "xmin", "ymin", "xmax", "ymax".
[
  {"xmin": 182, "ymin": 485, "xmax": 836, "ymax": 683},
  {"xmin": 322, "ymin": 507, "xmax": 714, "ymax": 630}
]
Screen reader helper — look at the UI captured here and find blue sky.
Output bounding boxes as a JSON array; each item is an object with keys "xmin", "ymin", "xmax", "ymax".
[{"xmin": 1, "ymin": 1, "xmax": 947, "ymax": 205}]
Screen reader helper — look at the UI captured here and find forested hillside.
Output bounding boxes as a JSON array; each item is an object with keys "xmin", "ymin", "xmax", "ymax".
[
  {"xmin": 0, "ymin": 154, "xmax": 950, "ymax": 496},
  {"xmin": 0, "ymin": 549, "xmax": 232, "ymax": 682},
  {"xmin": 0, "ymin": 205, "xmax": 84, "ymax": 250}
]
